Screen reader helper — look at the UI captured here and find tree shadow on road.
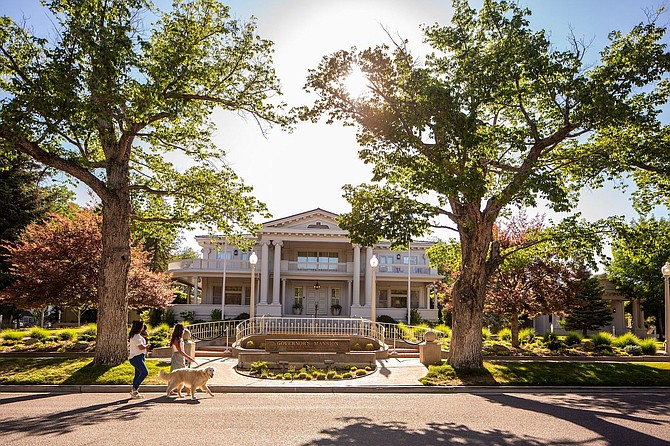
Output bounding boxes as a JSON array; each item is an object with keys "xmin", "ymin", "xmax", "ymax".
[
  {"xmin": 481, "ymin": 392, "xmax": 669, "ymax": 446},
  {"xmin": 302, "ymin": 416, "xmax": 578, "ymax": 446}
]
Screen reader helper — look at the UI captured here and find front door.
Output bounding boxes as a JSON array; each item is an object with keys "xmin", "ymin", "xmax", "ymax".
[{"xmin": 306, "ymin": 288, "xmax": 328, "ymax": 316}]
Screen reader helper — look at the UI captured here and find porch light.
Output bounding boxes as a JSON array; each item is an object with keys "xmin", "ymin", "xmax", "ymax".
[
  {"xmin": 233, "ymin": 249, "xmax": 239, "ymax": 256},
  {"xmin": 314, "ymin": 281, "xmax": 321, "ymax": 290}
]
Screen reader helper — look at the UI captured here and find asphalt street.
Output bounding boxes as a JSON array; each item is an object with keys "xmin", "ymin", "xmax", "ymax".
[{"xmin": 1, "ymin": 391, "xmax": 669, "ymax": 445}]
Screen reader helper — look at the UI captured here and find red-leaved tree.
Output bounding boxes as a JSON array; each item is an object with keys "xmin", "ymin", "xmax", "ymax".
[{"xmin": 0, "ymin": 206, "xmax": 173, "ymax": 318}]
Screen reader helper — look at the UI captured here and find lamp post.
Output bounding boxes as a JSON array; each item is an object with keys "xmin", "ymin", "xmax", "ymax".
[
  {"xmin": 662, "ymin": 261, "xmax": 670, "ymax": 354},
  {"xmin": 370, "ymin": 254, "xmax": 379, "ymax": 323},
  {"xmin": 249, "ymin": 252, "xmax": 258, "ymax": 319}
]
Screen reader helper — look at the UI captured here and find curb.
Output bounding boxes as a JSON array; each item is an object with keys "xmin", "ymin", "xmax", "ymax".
[{"xmin": 2, "ymin": 384, "xmax": 670, "ymax": 394}]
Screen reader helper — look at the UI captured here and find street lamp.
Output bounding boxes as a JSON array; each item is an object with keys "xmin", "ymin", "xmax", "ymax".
[
  {"xmin": 370, "ymin": 254, "xmax": 379, "ymax": 323},
  {"xmin": 662, "ymin": 261, "xmax": 670, "ymax": 354},
  {"xmin": 249, "ymin": 252, "xmax": 258, "ymax": 319}
]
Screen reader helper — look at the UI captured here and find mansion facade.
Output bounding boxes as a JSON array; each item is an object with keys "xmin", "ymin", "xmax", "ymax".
[{"xmin": 168, "ymin": 209, "xmax": 443, "ymax": 322}]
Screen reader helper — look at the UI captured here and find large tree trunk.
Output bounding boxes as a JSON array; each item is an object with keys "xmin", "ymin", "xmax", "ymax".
[
  {"xmin": 94, "ymin": 159, "xmax": 131, "ymax": 365},
  {"xmin": 448, "ymin": 209, "xmax": 497, "ymax": 369}
]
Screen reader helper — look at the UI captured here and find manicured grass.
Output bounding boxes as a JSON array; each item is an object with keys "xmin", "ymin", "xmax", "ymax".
[
  {"xmin": 420, "ymin": 361, "xmax": 670, "ymax": 386},
  {"xmin": 0, "ymin": 358, "xmax": 170, "ymax": 385}
]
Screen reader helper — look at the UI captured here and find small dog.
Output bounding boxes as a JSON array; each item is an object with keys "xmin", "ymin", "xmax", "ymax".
[{"xmin": 158, "ymin": 366, "xmax": 215, "ymax": 399}]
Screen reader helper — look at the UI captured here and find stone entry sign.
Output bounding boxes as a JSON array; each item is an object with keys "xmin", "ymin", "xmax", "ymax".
[{"xmin": 265, "ymin": 339, "xmax": 350, "ymax": 353}]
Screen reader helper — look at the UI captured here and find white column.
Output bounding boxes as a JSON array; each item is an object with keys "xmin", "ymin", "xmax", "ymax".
[
  {"xmin": 364, "ymin": 247, "xmax": 372, "ymax": 308},
  {"xmin": 352, "ymin": 245, "xmax": 361, "ymax": 307},
  {"xmin": 192, "ymin": 276, "xmax": 199, "ymax": 304},
  {"xmin": 272, "ymin": 240, "xmax": 283, "ymax": 306},
  {"xmin": 260, "ymin": 241, "xmax": 270, "ymax": 305},
  {"xmin": 347, "ymin": 280, "xmax": 352, "ymax": 310},
  {"xmin": 281, "ymin": 279, "xmax": 287, "ymax": 309}
]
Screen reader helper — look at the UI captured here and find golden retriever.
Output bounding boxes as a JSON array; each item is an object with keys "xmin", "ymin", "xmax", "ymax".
[{"xmin": 158, "ymin": 366, "xmax": 215, "ymax": 399}]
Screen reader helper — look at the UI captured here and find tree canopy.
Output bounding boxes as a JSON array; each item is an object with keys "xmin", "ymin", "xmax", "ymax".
[
  {"xmin": 303, "ymin": 0, "xmax": 670, "ymax": 368},
  {"xmin": 0, "ymin": 206, "xmax": 174, "ymax": 311},
  {"xmin": 607, "ymin": 217, "xmax": 670, "ymax": 336},
  {"xmin": 0, "ymin": 0, "xmax": 290, "ymax": 364}
]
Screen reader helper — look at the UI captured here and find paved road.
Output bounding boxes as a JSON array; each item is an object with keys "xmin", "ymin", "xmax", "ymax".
[{"xmin": 1, "ymin": 391, "xmax": 669, "ymax": 445}]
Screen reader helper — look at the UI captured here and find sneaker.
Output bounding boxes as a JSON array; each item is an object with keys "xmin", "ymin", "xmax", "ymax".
[{"xmin": 130, "ymin": 390, "xmax": 144, "ymax": 399}]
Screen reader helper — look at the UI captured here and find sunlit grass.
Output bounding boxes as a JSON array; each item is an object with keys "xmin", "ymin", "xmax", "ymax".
[
  {"xmin": 421, "ymin": 361, "xmax": 670, "ymax": 386},
  {"xmin": 0, "ymin": 358, "xmax": 170, "ymax": 385}
]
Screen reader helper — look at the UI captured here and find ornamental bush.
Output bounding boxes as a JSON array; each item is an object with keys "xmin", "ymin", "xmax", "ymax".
[
  {"xmin": 590, "ymin": 332, "xmax": 614, "ymax": 346},
  {"xmin": 639, "ymin": 338, "xmax": 658, "ymax": 355},
  {"xmin": 612, "ymin": 333, "xmax": 640, "ymax": 348}
]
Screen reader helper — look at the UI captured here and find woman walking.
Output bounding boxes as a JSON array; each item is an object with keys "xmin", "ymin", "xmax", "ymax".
[
  {"xmin": 169, "ymin": 323, "xmax": 197, "ymax": 396},
  {"xmin": 128, "ymin": 320, "xmax": 149, "ymax": 399}
]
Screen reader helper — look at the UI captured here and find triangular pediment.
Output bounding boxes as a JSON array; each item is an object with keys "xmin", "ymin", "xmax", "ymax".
[{"xmin": 262, "ymin": 208, "xmax": 342, "ymax": 232}]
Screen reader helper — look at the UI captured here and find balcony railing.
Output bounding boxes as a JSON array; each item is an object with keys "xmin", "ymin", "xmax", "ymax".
[{"xmin": 169, "ymin": 258, "xmax": 438, "ymax": 276}]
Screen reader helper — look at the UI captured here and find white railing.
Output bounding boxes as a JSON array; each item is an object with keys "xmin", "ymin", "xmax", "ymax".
[
  {"xmin": 187, "ymin": 320, "xmax": 241, "ymax": 342},
  {"xmin": 168, "ymin": 258, "xmax": 253, "ymax": 272},
  {"xmin": 379, "ymin": 322, "xmax": 448, "ymax": 346},
  {"xmin": 286, "ymin": 261, "xmax": 349, "ymax": 272},
  {"xmin": 378, "ymin": 265, "xmax": 435, "ymax": 275},
  {"xmin": 235, "ymin": 317, "xmax": 386, "ymax": 346}
]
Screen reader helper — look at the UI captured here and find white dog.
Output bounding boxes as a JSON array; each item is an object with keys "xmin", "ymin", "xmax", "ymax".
[{"xmin": 158, "ymin": 366, "xmax": 215, "ymax": 399}]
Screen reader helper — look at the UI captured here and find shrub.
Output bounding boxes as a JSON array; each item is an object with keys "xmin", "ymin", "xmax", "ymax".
[
  {"xmin": 518, "ymin": 328, "xmax": 535, "ymax": 344},
  {"xmin": 315, "ymin": 372, "xmax": 327, "ymax": 380},
  {"xmin": 364, "ymin": 366, "xmax": 372, "ymax": 372},
  {"xmin": 77, "ymin": 334, "xmax": 95, "ymax": 342},
  {"xmin": 410, "ymin": 308, "xmax": 423, "ymax": 325},
  {"xmin": 376, "ymin": 314, "xmax": 396, "ymax": 324},
  {"xmin": 28, "ymin": 327, "xmax": 49, "ymax": 340},
  {"xmin": 590, "ymin": 332, "xmax": 614, "ymax": 346},
  {"xmin": 245, "ymin": 340, "xmax": 255, "ymax": 349},
  {"xmin": 342, "ymin": 372, "xmax": 353, "ymax": 379},
  {"xmin": 352, "ymin": 343, "xmax": 361, "ymax": 351},
  {"xmin": 639, "ymin": 338, "xmax": 658, "ymax": 355},
  {"xmin": 80, "ymin": 324, "xmax": 97, "ymax": 337},
  {"xmin": 235, "ymin": 312, "xmax": 250, "ymax": 320},
  {"xmin": 497, "ymin": 328, "xmax": 512, "ymax": 341},
  {"xmin": 282, "ymin": 372, "xmax": 293, "ymax": 380},
  {"xmin": 482, "ymin": 327, "xmax": 491, "ymax": 341},
  {"xmin": 355, "ymin": 368, "xmax": 367, "ymax": 376},
  {"xmin": 564, "ymin": 332, "xmax": 583, "ymax": 346},
  {"xmin": 161, "ymin": 308, "xmax": 176, "ymax": 325},
  {"xmin": 542, "ymin": 332, "xmax": 562, "ymax": 350},
  {"xmin": 249, "ymin": 361, "xmax": 269, "ymax": 375},
  {"xmin": 612, "ymin": 333, "xmax": 640, "ymax": 348},
  {"xmin": 350, "ymin": 366, "xmax": 358, "ymax": 372},
  {"xmin": 210, "ymin": 309, "xmax": 222, "ymax": 321},
  {"xmin": 623, "ymin": 345, "xmax": 643, "ymax": 356},
  {"xmin": 1, "ymin": 329, "xmax": 25, "ymax": 341},
  {"xmin": 365, "ymin": 343, "xmax": 375, "ymax": 351},
  {"xmin": 296, "ymin": 372, "xmax": 309, "ymax": 380},
  {"xmin": 180, "ymin": 310, "xmax": 196, "ymax": 323},
  {"xmin": 434, "ymin": 324, "xmax": 452, "ymax": 337},
  {"xmin": 58, "ymin": 329, "xmax": 77, "ymax": 341},
  {"xmin": 326, "ymin": 370, "xmax": 337, "ymax": 379}
]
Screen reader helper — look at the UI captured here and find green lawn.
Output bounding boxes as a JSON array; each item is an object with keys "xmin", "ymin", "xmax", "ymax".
[
  {"xmin": 420, "ymin": 361, "xmax": 670, "ymax": 386},
  {"xmin": 0, "ymin": 358, "xmax": 171, "ymax": 385}
]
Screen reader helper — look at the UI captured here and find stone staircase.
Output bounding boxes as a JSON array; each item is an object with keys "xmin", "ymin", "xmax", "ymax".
[
  {"xmin": 195, "ymin": 345, "xmax": 233, "ymax": 358},
  {"xmin": 386, "ymin": 347, "xmax": 420, "ymax": 358}
]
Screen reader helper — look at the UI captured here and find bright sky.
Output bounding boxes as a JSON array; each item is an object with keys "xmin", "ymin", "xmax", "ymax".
[{"xmin": 2, "ymin": 0, "xmax": 668, "ymax": 258}]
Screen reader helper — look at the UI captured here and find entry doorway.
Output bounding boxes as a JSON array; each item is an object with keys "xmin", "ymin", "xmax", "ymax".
[{"xmin": 306, "ymin": 288, "xmax": 328, "ymax": 316}]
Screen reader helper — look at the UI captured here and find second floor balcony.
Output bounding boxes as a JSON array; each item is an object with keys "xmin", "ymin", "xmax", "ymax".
[{"xmin": 168, "ymin": 258, "xmax": 439, "ymax": 277}]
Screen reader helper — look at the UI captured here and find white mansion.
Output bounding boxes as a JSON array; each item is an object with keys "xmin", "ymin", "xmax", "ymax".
[{"xmin": 168, "ymin": 209, "xmax": 442, "ymax": 322}]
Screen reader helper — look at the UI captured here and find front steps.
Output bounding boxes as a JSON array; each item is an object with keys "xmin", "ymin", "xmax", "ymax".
[
  {"xmin": 387, "ymin": 347, "xmax": 420, "ymax": 358},
  {"xmin": 195, "ymin": 345, "xmax": 233, "ymax": 358}
]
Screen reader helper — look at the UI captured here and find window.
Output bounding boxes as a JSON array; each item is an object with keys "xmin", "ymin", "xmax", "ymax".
[
  {"xmin": 216, "ymin": 251, "xmax": 233, "ymax": 260},
  {"xmin": 402, "ymin": 256, "xmax": 418, "ymax": 265},
  {"xmin": 377, "ymin": 289, "xmax": 388, "ymax": 308},
  {"xmin": 297, "ymin": 251, "xmax": 339, "ymax": 270},
  {"xmin": 294, "ymin": 287, "xmax": 304, "ymax": 306},
  {"xmin": 390, "ymin": 289, "xmax": 407, "ymax": 308},
  {"xmin": 378, "ymin": 255, "xmax": 394, "ymax": 272},
  {"xmin": 213, "ymin": 285, "xmax": 242, "ymax": 305},
  {"xmin": 330, "ymin": 288, "xmax": 340, "ymax": 306}
]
